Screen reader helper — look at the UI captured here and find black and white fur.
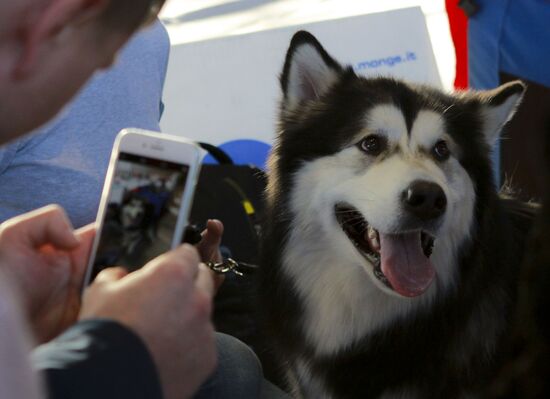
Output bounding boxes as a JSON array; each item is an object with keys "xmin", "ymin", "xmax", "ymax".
[{"xmin": 260, "ymin": 31, "xmax": 534, "ymax": 399}]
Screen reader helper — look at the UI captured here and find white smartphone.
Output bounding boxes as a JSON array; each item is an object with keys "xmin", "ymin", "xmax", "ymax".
[{"xmin": 83, "ymin": 128, "xmax": 204, "ymax": 286}]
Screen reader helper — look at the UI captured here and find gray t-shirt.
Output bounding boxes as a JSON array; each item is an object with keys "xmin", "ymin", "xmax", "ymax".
[{"xmin": 0, "ymin": 21, "xmax": 170, "ymax": 228}]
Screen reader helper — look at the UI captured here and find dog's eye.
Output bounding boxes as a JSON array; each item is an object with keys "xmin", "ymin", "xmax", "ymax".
[
  {"xmin": 432, "ymin": 140, "xmax": 450, "ymax": 161},
  {"xmin": 358, "ymin": 135, "xmax": 386, "ymax": 156}
]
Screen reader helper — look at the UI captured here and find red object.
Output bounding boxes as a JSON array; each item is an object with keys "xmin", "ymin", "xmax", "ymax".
[{"xmin": 445, "ymin": 0, "xmax": 469, "ymax": 89}]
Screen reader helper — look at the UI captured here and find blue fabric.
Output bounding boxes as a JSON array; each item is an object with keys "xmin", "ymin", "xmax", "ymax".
[
  {"xmin": 0, "ymin": 20, "xmax": 170, "ymax": 228},
  {"xmin": 467, "ymin": 0, "xmax": 550, "ymax": 184},
  {"xmin": 467, "ymin": 0, "xmax": 510, "ymax": 90},
  {"xmin": 469, "ymin": 0, "xmax": 550, "ymax": 89},
  {"xmin": 499, "ymin": 0, "xmax": 550, "ymax": 88}
]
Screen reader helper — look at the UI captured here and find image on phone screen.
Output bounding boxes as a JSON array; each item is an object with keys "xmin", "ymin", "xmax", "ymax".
[{"xmin": 90, "ymin": 152, "xmax": 189, "ymax": 280}]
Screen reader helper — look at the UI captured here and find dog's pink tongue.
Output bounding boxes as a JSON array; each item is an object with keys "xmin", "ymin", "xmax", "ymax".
[{"xmin": 379, "ymin": 232, "xmax": 435, "ymax": 297}]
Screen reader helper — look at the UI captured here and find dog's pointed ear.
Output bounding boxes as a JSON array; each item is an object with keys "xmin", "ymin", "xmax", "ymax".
[
  {"xmin": 478, "ymin": 81, "xmax": 525, "ymax": 146},
  {"xmin": 280, "ymin": 31, "xmax": 343, "ymax": 110}
]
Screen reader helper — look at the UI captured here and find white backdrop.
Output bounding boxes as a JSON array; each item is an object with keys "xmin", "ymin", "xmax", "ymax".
[{"xmin": 160, "ymin": 7, "xmax": 441, "ymax": 146}]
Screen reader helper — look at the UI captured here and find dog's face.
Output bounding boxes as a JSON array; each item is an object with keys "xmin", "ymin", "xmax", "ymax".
[
  {"xmin": 121, "ymin": 197, "xmax": 150, "ymax": 229},
  {"xmin": 272, "ymin": 31, "xmax": 524, "ymax": 299}
]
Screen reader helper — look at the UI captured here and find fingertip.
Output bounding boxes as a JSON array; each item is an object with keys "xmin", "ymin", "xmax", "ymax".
[
  {"xmin": 48, "ymin": 204, "xmax": 79, "ymax": 241},
  {"xmin": 46, "ymin": 205, "xmax": 80, "ymax": 248},
  {"xmin": 207, "ymin": 219, "xmax": 224, "ymax": 233},
  {"xmin": 94, "ymin": 267, "xmax": 128, "ymax": 284},
  {"xmin": 76, "ymin": 223, "xmax": 97, "ymax": 236},
  {"xmin": 75, "ymin": 223, "xmax": 96, "ymax": 243}
]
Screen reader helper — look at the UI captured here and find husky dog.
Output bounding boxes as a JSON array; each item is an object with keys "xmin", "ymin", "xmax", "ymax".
[{"xmin": 260, "ymin": 31, "xmax": 534, "ymax": 399}]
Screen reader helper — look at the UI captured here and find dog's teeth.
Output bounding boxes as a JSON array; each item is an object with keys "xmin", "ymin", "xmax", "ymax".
[
  {"xmin": 367, "ymin": 226, "xmax": 376, "ymax": 240},
  {"xmin": 366, "ymin": 227, "xmax": 380, "ymax": 251}
]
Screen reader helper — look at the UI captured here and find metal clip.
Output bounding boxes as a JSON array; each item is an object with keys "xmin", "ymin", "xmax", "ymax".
[{"xmin": 205, "ymin": 258, "xmax": 244, "ymax": 276}]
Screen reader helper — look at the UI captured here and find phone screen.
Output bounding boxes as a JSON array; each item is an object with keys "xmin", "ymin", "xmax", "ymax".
[{"xmin": 90, "ymin": 152, "xmax": 189, "ymax": 281}]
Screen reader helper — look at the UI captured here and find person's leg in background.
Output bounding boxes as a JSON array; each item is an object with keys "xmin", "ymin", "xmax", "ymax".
[{"xmin": 193, "ymin": 333, "xmax": 289, "ymax": 399}]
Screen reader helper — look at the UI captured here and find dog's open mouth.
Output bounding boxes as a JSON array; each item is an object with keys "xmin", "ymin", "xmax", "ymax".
[{"xmin": 334, "ymin": 203, "xmax": 435, "ymax": 297}]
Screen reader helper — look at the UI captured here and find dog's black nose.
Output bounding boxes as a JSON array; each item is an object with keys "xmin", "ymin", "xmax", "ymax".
[{"xmin": 402, "ymin": 180, "xmax": 447, "ymax": 220}]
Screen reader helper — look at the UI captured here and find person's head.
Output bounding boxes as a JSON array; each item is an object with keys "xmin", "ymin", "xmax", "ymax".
[{"xmin": 0, "ymin": 0, "xmax": 165, "ymax": 143}]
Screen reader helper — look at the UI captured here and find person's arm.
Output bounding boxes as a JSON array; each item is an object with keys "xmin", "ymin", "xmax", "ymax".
[
  {"xmin": 32, "ymin": 319, "xmax": 163, "ymax": 399},
  {"xmin": 0, "ymin": 273, "xmax": 43, "ymax": 399}
]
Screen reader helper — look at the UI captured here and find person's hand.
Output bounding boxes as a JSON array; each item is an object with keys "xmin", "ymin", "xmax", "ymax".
[
  {"xmin": 0, "ymin": 205, "xmax": 96, "ymax": 343},
  {"xmin": 196, "ymin": 219, "xmax": 225, "ymax": 292},
  {"xmin": 80, "ymin": 244, "xmax": 217, "ymax": 399}
]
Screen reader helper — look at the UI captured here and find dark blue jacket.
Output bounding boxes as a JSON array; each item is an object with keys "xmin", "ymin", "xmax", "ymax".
[{"xmin": 32, "ymin": 319, "xmax": 163, "ymax": 399}]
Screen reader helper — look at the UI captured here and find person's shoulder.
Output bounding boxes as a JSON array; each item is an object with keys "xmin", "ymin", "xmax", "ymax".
[{"xmin": 124, "ymin": 18, "xmax": 170, "ymax": 61}]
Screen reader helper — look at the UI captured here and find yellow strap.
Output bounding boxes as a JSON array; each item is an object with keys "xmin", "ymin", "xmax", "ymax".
[{"xmin": 242, "ymin": 200, "xmax": 255, "ymax": 215}]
